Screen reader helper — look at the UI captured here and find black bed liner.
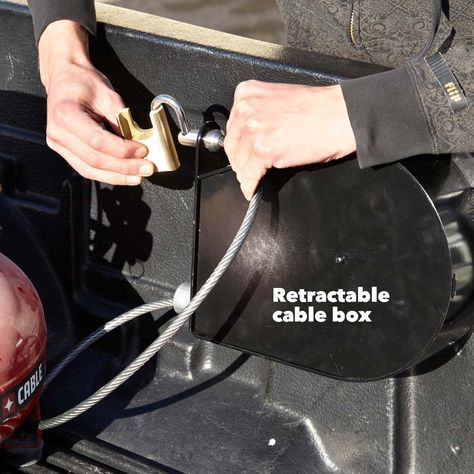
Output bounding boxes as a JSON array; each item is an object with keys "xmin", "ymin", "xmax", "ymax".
[{"xmin": 0, "ymin": 1, "xmax": 472, "ymax": 472}]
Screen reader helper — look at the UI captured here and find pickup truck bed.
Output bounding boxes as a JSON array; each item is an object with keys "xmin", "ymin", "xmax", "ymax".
[{"xmin": 0, "ymin": 1, "xmax": 472, "ymax": 472}]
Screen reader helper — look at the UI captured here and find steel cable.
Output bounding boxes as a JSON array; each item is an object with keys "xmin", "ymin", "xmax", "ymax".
[{"xmin": 39, "ymin": 188, "xmax": 261, "ymax": 430}]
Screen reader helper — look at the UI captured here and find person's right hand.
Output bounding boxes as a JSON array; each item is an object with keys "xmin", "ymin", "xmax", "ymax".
[{"xmin": 38, "ymin": 20, "xmax": 154, "ymax": 186}]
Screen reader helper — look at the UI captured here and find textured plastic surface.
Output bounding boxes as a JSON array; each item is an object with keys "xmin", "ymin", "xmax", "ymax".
[
  {"xmin": 191, "ymin": 161, "xmax": 465, "ymax": 380},
  {"xmin": 0, "ymin": 1, "xmax": 473, "ymax": 472}
]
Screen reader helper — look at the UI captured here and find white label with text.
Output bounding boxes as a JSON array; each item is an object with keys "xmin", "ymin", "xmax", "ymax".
[{"xmin": 272, "ymin": 287, "xmax": 390, "ymax": 323}]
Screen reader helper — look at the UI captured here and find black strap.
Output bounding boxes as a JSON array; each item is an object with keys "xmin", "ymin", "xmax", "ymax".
[
  {"xmin": 416, "ymin": 0, "xmax": 442, "ymax": 59},
  {"xmin": 426, "ymin": 52, "xmax": 468, "ymax": 113}
]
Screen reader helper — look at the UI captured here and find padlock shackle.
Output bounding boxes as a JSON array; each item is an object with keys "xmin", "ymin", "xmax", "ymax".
[
  {"xmin": 151, "ymin": 95, "xmax": 190, "ymax": 135},
  {"xmin": 150, "ymin": 94, "xmax": 225, "ymax": 151}
]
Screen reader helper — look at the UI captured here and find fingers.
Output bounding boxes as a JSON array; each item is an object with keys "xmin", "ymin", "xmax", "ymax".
[
  {"xmin": 233, "ymin": 79, "xmax": 279, "ymax": 101},
  {"xmin": 224, "ymin": 113, "xmax": 243, "ymax": 163},
  {"xmin": 49, "ymin": 127, "xmax": 154, "ymax": 177},
  {"xmin": 43, "ymin": 56, "xmax": 156, "ymax": 185},
  {"xmin": 226, "ymin": 82, "xmax": 271, "ymax": 200},
  {"xmin": 50, "ymin": 100, "xmax": 147, "ymax": 160},
  {"xmin": 226, "ymin": 80, "xmax": 356, "ymax": 200},
  {"xmin": 47, "ymin": 138, "xmax": 143, "ymax": 186},
  {"xmin": 228, "ymin": 137, "xmax": 253, "ymax": 200},
  {"xmin": 238, "ymin": 149, "xmax": 268, "ymax": 200},
  {"xmin": 46, "ymin": 97, "xmax": 155, "ymax": 182},
  {"xmin": 225, "ymin": 126, "xmax": 270, "ymax": 201},
  {"xmin": 96, "ymin": 89, "xmax": 127, "ymax": 136}
]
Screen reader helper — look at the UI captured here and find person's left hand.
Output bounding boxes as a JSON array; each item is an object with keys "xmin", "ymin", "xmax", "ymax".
[{"xmin": 224, "ymin": 80, "xmax": 357, "ymax": 200}]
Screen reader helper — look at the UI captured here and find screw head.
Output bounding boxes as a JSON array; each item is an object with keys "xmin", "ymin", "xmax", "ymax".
[{"xmin": 450, "ymin": 444, "xmax": 461, "ymax": 456}]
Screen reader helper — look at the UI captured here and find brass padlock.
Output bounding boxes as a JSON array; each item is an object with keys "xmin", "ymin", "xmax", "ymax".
[
  {"xmin": 117, "ymin": 105, "xmax": 180, "ymax": 173},
  {"xmin": 117, "ymin": 95, "xmax": 225, "ymax": 174}
]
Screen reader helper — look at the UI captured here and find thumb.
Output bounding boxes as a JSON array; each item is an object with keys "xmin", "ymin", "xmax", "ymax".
[{"xmin": 99, "ymin": 90, "xmax": 127, "ymax": 136}]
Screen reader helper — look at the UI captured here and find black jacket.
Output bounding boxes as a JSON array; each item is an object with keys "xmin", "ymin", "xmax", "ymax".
[
  {"xmin": 28, "ymin": 0, "xmax": 474, "ymax": 169},
  {"xmin": 28, "ymin": 0, "xmax": 96, "ymax": 41}
]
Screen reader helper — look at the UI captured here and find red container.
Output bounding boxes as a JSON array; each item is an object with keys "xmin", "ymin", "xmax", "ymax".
[{"xmin": 0, "ymin": 253, "xmax": 47, "ymax": 442}]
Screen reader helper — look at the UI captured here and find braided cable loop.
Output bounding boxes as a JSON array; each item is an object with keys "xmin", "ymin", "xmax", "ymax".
[
  {"xmin": 43, "ymin": 300, "xmax": 174, "ymax": 389},
  {"xmin": 39, "ymin": 189, "xmax": 262, "ymax": 430}
]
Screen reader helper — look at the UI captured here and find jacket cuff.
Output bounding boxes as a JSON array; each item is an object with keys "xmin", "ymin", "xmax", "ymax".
[
  {"xmin": 340, "ymin": 64, "xmax": 435, "ymax": 168},
  {"xmin": 28, "ymin": 0, "xmax": 96, "ymax": 45}
]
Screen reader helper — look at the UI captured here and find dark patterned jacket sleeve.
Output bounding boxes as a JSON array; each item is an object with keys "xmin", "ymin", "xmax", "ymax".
[
  {"xmin": 28, "ymin": 0, "xmax": 96, "ymax": 44},
  {"xmin": 340, "ymin": 17, "xmax": 474, "ymax": 168}
]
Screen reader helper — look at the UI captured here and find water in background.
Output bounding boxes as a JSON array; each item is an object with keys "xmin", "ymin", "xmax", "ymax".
[{"xmin": 97, "ymin": 0, "xmax": 286, "ymax": 44}]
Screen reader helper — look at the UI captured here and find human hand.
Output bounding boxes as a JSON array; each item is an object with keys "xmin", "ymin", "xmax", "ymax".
[
  {"xmin": 39, "ymin": 21, "xmax": 153, "ymax": 185},
  {"xmin": 224, "ymin": 80, "xmax": 357, "ymax": 200}
]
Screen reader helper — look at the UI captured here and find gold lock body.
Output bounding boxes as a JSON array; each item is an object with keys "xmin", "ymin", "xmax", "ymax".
[{"xmin": 117, "ymin": 106, "xmax": 180, "ymax": 172}]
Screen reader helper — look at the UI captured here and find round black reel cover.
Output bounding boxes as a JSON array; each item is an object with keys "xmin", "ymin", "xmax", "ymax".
[{"xmin": 192, "ymin": 158, "xmax": 454, "ymax": 380}]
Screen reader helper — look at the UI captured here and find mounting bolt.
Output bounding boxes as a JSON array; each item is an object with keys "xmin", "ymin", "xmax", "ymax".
[
  {"xmin": 450, "ymin": 444, "xmax": 462, "ymax": 456},
  {"xmin": 173, "ymin": 282, "xmax": 191, "ymax": 314},
  {"xmin": 335, "ymin": 256, "xmax": 346, "ymax": 265}
]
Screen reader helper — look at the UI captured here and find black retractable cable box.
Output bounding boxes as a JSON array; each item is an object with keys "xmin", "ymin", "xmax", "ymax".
[{"xmin": 191, "ymin": 137, "xmax": 474, "ymax": 381}]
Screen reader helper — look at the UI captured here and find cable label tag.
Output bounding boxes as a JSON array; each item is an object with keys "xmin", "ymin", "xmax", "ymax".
[{"xmin": 0, "ymin": 358, "xmax": 45, "ymax": 423}]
